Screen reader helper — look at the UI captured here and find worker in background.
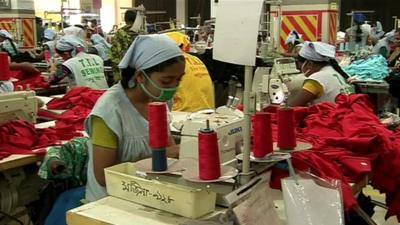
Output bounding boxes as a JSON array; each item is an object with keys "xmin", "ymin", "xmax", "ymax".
[
  {"xmin": 109, "ymin": 25, "xmax": 118, "ymax": 35},
  {"xmin": 166, "ymin": 31, "xmax": 215, "ymax": 112},
  {"xmin": 372, "ymin": 29, "xmax": 400, "ymax": 58},
  {"xmin": 110, "ymin": 9, "xmax": 140, "ymax": 83},
  {"xmin": 370, "ymin": 21, "xmax": 385, "ymax": 42},
  {"xmin": 49, "ymin": 35, "xmax": 108, "ymax": 90},
  {"xmin": 289, "ymin": 42, "xmax": 354, "ymax": 106},
  {"xmin": 43, "ymin": 39, "xmax": 57, "ymax": 59},
  {"xmin": 57, "ymin": 22, "xmax": 70, "ymax": 33},
  {"xmin": 278, "ymin": 30, "xmax": 303, "ymax": 58},
  {"xmin": 0, "ymin": 30, "xmax": 19, "ymax": 60},
  {"xmin": 89, "ymin": 34, "xmax": 112, "ymax": 66},
  {"xmin": 388, "ymin": 30, "xmax": 400, "ymax": 66},
  {"xmin": 43, "ymin": 26, "xmax": 57, "ymax": 42},
  {"xmin": 89, "ymin": 19, "xmax": 104, "ymax": 37},
  {"xmin": 62, "ymin": 26, "xmax": 86, "ymax": 42},
  {"xmin": 35, "ymin": 17, "xmax": 44, "ymax": 45},
  {"xmin": 345, "ymin": 13, "xmax": 369, "ymax": 50}
]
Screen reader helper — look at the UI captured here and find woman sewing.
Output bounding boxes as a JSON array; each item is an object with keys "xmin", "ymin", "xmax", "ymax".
[
  {"xmin": 45, "ymin": 34, "xmax": 184, "ymax": 225},
  {"xmin": 288, "ymin": 41, "xmax": 354, "ymax": 107}
]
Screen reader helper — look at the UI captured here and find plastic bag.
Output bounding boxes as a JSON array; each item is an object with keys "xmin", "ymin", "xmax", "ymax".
[{"xmin": 282, "ymin": 172, "xmax": 345, "ymax": 225}]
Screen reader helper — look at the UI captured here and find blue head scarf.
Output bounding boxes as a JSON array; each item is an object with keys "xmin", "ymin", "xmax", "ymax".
[
  {"xmin": 118, "ymin": 34, "xmax": 183, "ymax": 71},
  {"xmin": 299, "ymin": 41, "xmax": 336, "ymax": 62},
  {"xmin": 44, "ymin": 28, "xmax": 57, "ymax": 41},
  {"xmin": 91, "ymin": 34, "xmax": 111, "ymax": 49},
  {"xmin": 56, "ymin": 35, "xmax": 86, "ymax": 56},
  {"xmin": 285, "ymin": 30, "xmax": 302, "ymax": 45},
  {"xmin": 0, "ymin": 30, "xmax": 13, "ymax": 39}
]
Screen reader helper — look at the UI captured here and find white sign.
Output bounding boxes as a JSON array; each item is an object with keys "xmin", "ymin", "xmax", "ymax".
[
  {"xmin": 11, "ymin": 0, "xmax": 34, "ymax": 10},
  {"xmin": 213, "ymin": 0, "xmax": 264, "ymax": 66}
]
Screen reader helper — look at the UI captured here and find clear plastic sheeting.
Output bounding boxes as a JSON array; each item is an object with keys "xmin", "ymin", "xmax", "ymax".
[{"xmin": 282, "ymin": 174, "xmax": 345, "ymax": 225}]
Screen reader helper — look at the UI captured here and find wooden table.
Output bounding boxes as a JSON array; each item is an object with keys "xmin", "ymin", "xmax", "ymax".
[
  {"xmin": 67, "ymin": 196, "xmax": 224, "ymax": 225},
  {"xmin": 35, "ymin": 83, "xmax": 68, "ymax": 96}
]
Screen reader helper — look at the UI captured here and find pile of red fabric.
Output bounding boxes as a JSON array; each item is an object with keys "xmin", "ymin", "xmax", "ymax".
[
  {"xmin": 11, "ymin": 70, "xmax": 49, "ymax": 90},
  {"xmin": 38, "ymin": 87, "xmax": 105, "ymax": 130},
  {"xmin": 0, "ymin": 120, "xmax": 82, "ymax": 160},
  {"xmin": 267, "ymin": 94, "xmax": 400, "ymax": 220}
]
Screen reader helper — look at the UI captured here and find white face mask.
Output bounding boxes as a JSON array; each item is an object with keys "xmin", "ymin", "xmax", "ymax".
[{"xmin": 301, "ymin": 60, "xmax": 312, "ymax": 76}]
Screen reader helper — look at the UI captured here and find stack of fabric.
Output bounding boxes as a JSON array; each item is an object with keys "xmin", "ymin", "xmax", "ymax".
[
  {"xmin": 267, "ymin": 94, "xmax": 400, "ymax": 220},
  {"xmin": 0, "ymin": 120, "xmax": 82, "ymax": 160},
  {"xmin": 11, "ymin": 70, "xmax": 49, "ymax": 90},
  {"xmin": 38, "ymin": 87, "xmax": 105, "ymax": 130},
  {"xmin": 343, "ymin": 55, "xmax": 390, "ymax": 81}
]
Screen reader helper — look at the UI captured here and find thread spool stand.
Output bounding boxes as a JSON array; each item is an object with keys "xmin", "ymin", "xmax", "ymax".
[{"xmin": 182, "ymin": 120, "xmax": 238, "ymax": 183}]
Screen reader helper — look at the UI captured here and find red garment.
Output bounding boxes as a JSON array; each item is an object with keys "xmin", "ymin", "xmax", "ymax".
[
  {"xmin": 40, "ymin": 87, "xmax": 105, "ymax": 130},
  {"xmin": 0, "ymin": 52, "xmax": 11, "ymax": 81},
  {"xmin": 0, "ymin": 120, "xmax": 82, "ymax": 159},
  {"xmin": 269, "ymin": 94, "xmax": 400, "ymax": 220},
  {"xmin": 11, "ymin": 71, "xmax": 49, "ymax": 90}
]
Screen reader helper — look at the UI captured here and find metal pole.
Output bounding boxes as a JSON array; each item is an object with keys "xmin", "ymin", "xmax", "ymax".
[
  {"xmin": 241, "ymin": 66, "xmax": 253, "ymax": 184},
  {"xmin": 61, "ymin": 1, "xmax": 64, "ymax": 32},
  {"xmin": 276, "ymin": 3, "xmax": 282, "ymax": 50}
]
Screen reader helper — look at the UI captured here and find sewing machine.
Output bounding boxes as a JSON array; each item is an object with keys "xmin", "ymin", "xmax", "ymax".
[
  {"xmin": 0, "ymin": 91, "xmax": 38, "ymax": 124},
  {"xmin": 171, "ymin": 107, "xmax": 244, "ymax": 164},
  {"xmin": 253, "ymin": 57, "xmax": 305, "ymax": 107}
]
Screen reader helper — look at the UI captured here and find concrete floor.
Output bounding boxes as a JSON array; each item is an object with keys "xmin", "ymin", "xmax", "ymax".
[{"xmin": 364, "ymin": 186, "xmax": 399, "ymax": 225}]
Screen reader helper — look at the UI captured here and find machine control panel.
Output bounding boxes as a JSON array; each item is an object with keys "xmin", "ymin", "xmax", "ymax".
[{"xmin": 272, "ymin": 57, "xmax": 299, "ymax": 75}]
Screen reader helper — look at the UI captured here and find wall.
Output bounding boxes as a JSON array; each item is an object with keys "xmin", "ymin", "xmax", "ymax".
[
  {"xmin": 135, "ymin": 0, "xmax": 176, "ymax": 23},
  {"xmin": 187, "ymin": 0, "xmax": 210, "ymax": 27}
]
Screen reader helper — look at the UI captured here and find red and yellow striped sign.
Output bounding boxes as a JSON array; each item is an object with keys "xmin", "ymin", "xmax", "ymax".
[
  {"xmin": 329, "ymin": 12, "xmax": 337, "ymax": 45},
  {"xmin": 280, "ymin": 12, "xmax": 322, "ymax": 50},
  {"xmin": 0, "ymin": 19, "xmax": 15, "ymax": 33},
  {"xmin": 22, "ymin": 19, "xmax": 35, "ymax": 48}
]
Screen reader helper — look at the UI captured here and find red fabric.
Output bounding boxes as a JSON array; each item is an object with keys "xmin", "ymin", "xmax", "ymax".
[
  {"xmin": 269, "ymin": 94, "xmax": 400, "ymax": 220},
  {"xmin": 0, "ymin": 52, "xmax": 11, "ymax": 81},
  {"xmin": 0, "ymin": 120, "xmax": 82, "ymax": 158},
  {"xmin": 40, "ymin": 87, "xmax": 105, "ymax": 130},
  {"xmin": 11, "ymin": 71, "xmax": 49, "ymax": 90}
]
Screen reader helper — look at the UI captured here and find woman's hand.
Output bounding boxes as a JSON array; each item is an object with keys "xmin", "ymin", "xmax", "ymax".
[
  {"xmin": 10, "ymin": 62, "xmax": 40, "ymax": 75},
  {"xmin": 166, "ymin": 136, "xmax": 179, "ymax": 158}
]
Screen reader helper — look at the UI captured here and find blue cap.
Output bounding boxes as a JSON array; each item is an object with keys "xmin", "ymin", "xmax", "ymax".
[{"xmin": 353, "ymin": 13, "xmax": 366, "ymax": 24}]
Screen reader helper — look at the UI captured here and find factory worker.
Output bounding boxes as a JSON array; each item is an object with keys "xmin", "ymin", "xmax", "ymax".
[
  {"xmin": 166, "ymin": 31, "xmax": 215, "ymax": 112},
  {"xmin": 289, "ymin": 42, "xmax": 354, "ymax": 106},
  {"xmin": 50, "ymin": 35, "xmax": 108, "ymax": 90},
  {"xmin": 90, "ymin": 34, "xmax": 111, "ymax": 66},
  {"xmin": 44, "ymin": 34, "xmax": 184, "ymax": 225},
  {"xmin": 43, "ymin": 40, "xmax": 57, "ymax": 58},
  {"xmin": 279, "ymin": 30, "xmax": 303, "ymax": 58},
  {"xmin": 372, "ymin": 30, "xmax": 400, "ymax": 58},
  {"xmin": 62, "ymin": 26, "xmax": 87, "ymax": 42},
  {"xmin": 85, "ymin": 34, "xmax": 184, "ymax": 201},
  {"xmin": 0, "ymin": 30, "xmax": 19, "ymax": 59},
  {"xmin": 345, "ymin": 13, "xmax": 369, "ymax": 50},
  {"xmin": 370, "ymin": 21, "xmax": 385, "ymax": 42},
  {"xmin": 43, "ymin": 27, "xmax": 57, "ymax": 42}
]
